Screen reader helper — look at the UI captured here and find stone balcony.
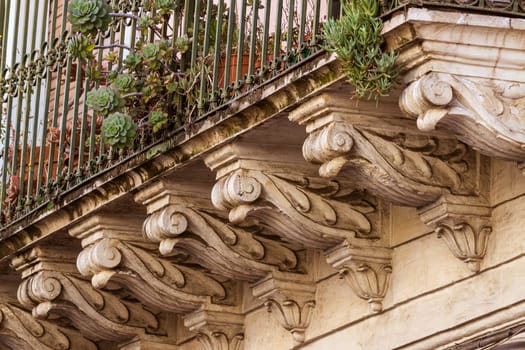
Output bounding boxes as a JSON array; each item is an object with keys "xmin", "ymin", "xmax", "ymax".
[{"xmin": 0, "ymin": 3, "xmax": 525, "ymax": 350}]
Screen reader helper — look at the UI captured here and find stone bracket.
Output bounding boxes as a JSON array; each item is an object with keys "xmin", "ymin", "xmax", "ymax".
[
  {"xmin": 70, "ymin": 214, "xmax": 227, "ymax": 313},
  {"xmin": 0, "ymin": 303, "xmax": 97, "ymax": 350},
  {"xmin": 289, "ymin": 92, "xmax": 482, "ymax": 207},
  {"xmin": 419, "ymin": 195, "xmax": 492, "ymax": 272},
  {"xmin": 12, "ymin": 245, "xmax": 161, "ymax": 343},
  {"xmin": 184, "ymin": 306, "xmax": 245, "ymax": 350},
  {"xmin": 400, "ymin": 72, "xmax": 525, "ymax": 162},
  {"xmin": 251, "ymin": 272, "xmax": 316, "ymax": 346},
  {"xmin": 325, "ymin": 241, "xmax": 392, "ymax": 313},
  {"xmin": 137, "ymin": 182, "xmax": 299, "ymax": 282},
  {"xmin": 205, "ymin": 143, "xmax": 387, "ymax": 250}
]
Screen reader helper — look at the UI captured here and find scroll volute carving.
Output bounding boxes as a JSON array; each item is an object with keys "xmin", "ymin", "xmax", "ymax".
[
  {"xmin": 70, "ymin": 214, "xmax": 227, "ymax": 313},
  {"xmin": 12, "ymin": 246, "xmax": 160, "ymax": 342},
  {"xmin": 205, "ymin": 143, "xmax": 385, "ymax": 250},
  {"xmin": 400, "ymin": 72, "xmax": 525, "ymax": 161},
  {"xmin": 289, "ymin": 92, "xmax": 482, "ymax": 207},
  {"xmin": 136, "ymin": 181, "xmax": 299, "ymax": 282},
  {"xmin": 419, "ymin": 195, "xmax": 492, "ymax": 272},
  {"xmin": 0, "ymin": 303, "xmax": 97, "ymax": 350}
]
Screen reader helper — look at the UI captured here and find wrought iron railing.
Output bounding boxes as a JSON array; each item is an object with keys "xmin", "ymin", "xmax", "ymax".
[
  {"xmin": 0, "ymin": 0, "xmax": 523, "ymax": 228},
  {"xmin": 0, "ymin": 0, "xmax": 335, "ymax": 225},
  {"xmin": 381, "ymin": 0, "xmax": 525, "ymax": 17}
]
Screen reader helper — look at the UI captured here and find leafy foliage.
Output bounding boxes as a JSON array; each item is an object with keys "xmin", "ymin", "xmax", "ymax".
[
  {"xmin": 68, "ymin": 0, "xmax": 111, "ymax": 36},
  {"xmin": 67, "ymin": 0, "xmax": 206, "ymax": 149},
  {"xmin": 86, "ymin": 87, "xmax": 124, "ymax": 115},
  {"xmin": 101, "ymin": 113, "xmax": 138, "ymax": 148},
  {"xmin": 322, "ymin": 0, "xmax": 399, "ymax": 99}
]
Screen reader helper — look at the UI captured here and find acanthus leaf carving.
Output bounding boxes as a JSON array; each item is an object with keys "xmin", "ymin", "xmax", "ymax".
[
  {"xmin": 184, "ymin": 307, "xmax": 245, "ymax": 350},
  {"xmin": 210, "ymin": 169, "xmax": 377, "ymax": 249},
  {"xmin": 419, "ymin": 195, "xmax": 492, "ymax": 272},
  {"xmin": 325, "ymin": 241, "xmax": 392, "ymax": 313},
  {"xmin": 300, "ymin": 120, "xmax": 475, "ymax": 207},
  {"xmin": 71, "ymin": 215, "xmax": 227, "ymax": 313},
  {"xmin": 140, "ymin": 199, "xmax": 299, "ymax": 282},
  {"xmin": 0, "ymin": 303, "xmax": 97, "ymax": 350},
  {"xmin": 251, "ymin": 273, "xmax": 316, "ymax": 346},
  {"xmin": 13, "ymin": 246, "xmax": 161, "ymax": 343},
  {"xmin": 436, "ymin": 218, "xmax": 491, "ymax": 273},
  {"xmin": 17, "ymin": 269, "xmax": 159, "ymax": 342},
  {"xmin": 400, "ymin": 72, "xmax": 525, "ymax": 161}
]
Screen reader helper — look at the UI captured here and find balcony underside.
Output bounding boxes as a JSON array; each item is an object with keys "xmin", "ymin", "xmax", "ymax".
[{"xmin": 0, "ymin": 6, "xmax": 525, "ymax": 350}]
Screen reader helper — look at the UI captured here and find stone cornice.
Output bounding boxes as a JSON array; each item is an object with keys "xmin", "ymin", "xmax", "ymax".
[{"xmin": 383, "ymin": 8, "xmax": 525, "ymax": 83}]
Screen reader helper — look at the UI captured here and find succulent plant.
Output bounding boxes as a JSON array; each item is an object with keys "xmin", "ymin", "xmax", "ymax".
[
  {"xmin": 67, "ymin": 35, "xmax": 95, "ymax": 61},
  {"xmin": 148, "ymin": 111, "xmax": 168, "ymax": 132},
  {"xmin": 155, "ymin": 0, "xmax": 176, "ymax": 15},
  {"xmin": 86, "ymin": 87, "xmax": 124, "ymax": 115},
  {"xmin": 114, "ymin": 74, "xmax": 135, "ymax": 93},
  {"xmin": 142, "ymin": 43, "xmax": 160, "ymax": 60},
  {"xmin": 68, "ymin": 0, "xmax": 111, "ymax": 36},
  {"xmin": 123, "ymin": 52, "xmax": 142, "ymax": 70},
  {"xmin": 101, "ymin": 113, "xmax": 138, "ymax": 148}
]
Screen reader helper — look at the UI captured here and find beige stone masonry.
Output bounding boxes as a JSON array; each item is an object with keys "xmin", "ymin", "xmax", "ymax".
[
  {"xmin": 11, "ymin": 245, "xmax": 171, "ymax": 345},
  {"xmin": 205, "ymin": 141, "xmax": 393, "ymax": 314}
]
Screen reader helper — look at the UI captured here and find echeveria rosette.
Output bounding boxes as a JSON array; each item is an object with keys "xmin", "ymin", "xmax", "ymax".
[
  {"xmin": 68, "ymin": 0, "xmax": 111, "ymax": 36},
  {"xmin": 123, "ymin": 52, "xmax": 142, "ymax": 70},
  {"xmin": 114, "ymin": 74, "xmax": 135, "ymax": 93},
  {"xmin": 142, "ymin": 43, "xmax": 160, "ymax": 61},
  {"xmin": 67, "ymin": 35, "xmax": 95, "ymax": 61},
  {"xmin": 148, "ymin": 111, "xmax": 168, "ymax": 132},
  {"xmin": 101, "ymin": 113, "xmax": 138, "ymax": 148},
  {"xmin": 86, "ymin": 87, "xmax": 124, "ymax": 115},
  {"xmin": 155, "ymin": 0, "xmax": 176, "ymax": 15}
]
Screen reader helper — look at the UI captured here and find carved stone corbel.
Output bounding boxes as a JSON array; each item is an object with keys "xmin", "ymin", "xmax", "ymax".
[
  {"xmin": 419, "ymin": 195, "xmax": 492, "ymax": 272},
  {"xmin": 184, "ymin": 305, "xmax": 244, "ymax": 350},
  {"xmin": 136, "ymin": 182, "xmax": 298, "ymax": 282},
  {"xmin": 251, "ymin": 272, "xmax": 316, "ymax": 346},
  {"xmin": 400, "ymin": 72, "xmax": 525, "ymax": 161},
  {"xmin": 325, "ymin": 241, "xmax": 392, "ymax": 313},
  {"xmin": 289, "ymin": 92, "xmax": 482, "ymax": 207},
  {"xmin": 205, "ymin": 143, "xmax": 385, "ymax": 249},
  {"xmin": 12, "ymin": 245, "xmax": 162, "ymax": 343},
  {"xmin": 70, "ymin": 214, "xmax": 227, "ymax": 313},
  {"xmin": 205, "ymin": 142, "xmax": 392, "ymax": 313},
  {"xmin": 0, "ymin": 303, "xmax": 97, "ymax": 350}
]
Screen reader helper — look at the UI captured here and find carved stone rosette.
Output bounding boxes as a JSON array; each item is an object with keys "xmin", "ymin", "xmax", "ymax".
[
  {"xmin": 184, "ymin": 306, "xmax": 245, "ymax": 350},
  {"xmin": 0, "ymin": 303, "xmax": 97, "ymax": 350},
  {"xmin": 70, "ymin": 215, "xmax": 227, "ymax": 313},
  {"xmin": 12, "ymin": 246, "xmax": 160, "ymax": 342},
  {"xmin": 325, "ymin": 241, "xmax": 392, "ymax": 313},
  {"xmin": 289, "ymin": 92, "xmax": 481, "ymax": 208},
  {"xmin": 400, "ymin": 72, "xmax": 525, "ymax": 161},
  {"xmin": 419, "ymin": 196, "xmax": 492, "ymax": 272},
  {"xmin": 251, "ymin": 273, "xmax": 316, "ymax": 346}
]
